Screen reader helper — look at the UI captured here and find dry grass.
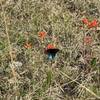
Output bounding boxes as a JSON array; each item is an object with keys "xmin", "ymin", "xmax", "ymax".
[{"xmin": 0, "ymin": 0, "xmax": 100, "ymax": 100}]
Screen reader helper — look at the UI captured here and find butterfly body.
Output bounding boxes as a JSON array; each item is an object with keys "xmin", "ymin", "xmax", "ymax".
[
  {"xmin": 48, "ymin": 53, "xmax": 55, "ymax": 60},
  {"xmin": 45, "ymin": 48, "xmax": 59, "ymax": 60}
]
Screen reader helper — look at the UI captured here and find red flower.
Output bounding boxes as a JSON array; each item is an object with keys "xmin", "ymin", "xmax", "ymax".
[
  {"xmin": 46, "ymin": 44, "xmax": 55, "ymax": 49},
  {"xmin": 24, "ymin": 42, "xmax": 32, "ymax": 49},
  {"xmin": 38, "ymin": 31, "xmax": 47, "ymax": 40},
  {"xmin": 82, "ymin": 18, "xmax": 98, "ymax": 28},
  {"xmin": 82, "ymin": 18, "xmax": 89, "ymax": 24},
  {"xmin": 88, "ymin": 20, "xmax": 98, "ymax": 28},
  {"xmin": 83, "ymin": 36, "xmax": 92, "ymax": 45}
]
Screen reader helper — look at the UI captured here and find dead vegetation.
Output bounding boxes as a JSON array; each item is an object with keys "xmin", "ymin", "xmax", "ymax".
[{"xmin": 0, "ymin": 0, "xmax": 100, "ymax": 100}]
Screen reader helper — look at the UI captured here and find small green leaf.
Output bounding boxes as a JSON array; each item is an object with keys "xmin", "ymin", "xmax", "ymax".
[
  {"xmin": 91, "ymin": 58, "xmax": 96, "ymax": 67},
  {"xmin": 42, "ymin": 70, "xmax": 52, "ymax": 92},
  {"xmin": 0, "ymin": 42, "xmax": 5, "ymax": 50},
  {"xmin": 17, "ymin": 35, "xmax": 26, "ymax": 46},
  {"xmin": 46, "ymin": 70, "xmax": 52, "ymax": 86}
]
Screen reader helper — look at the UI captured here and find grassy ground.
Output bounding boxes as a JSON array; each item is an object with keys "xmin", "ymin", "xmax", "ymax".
[{"xmin": 0, "ymin": 0, "xmax": 100, "ymax": 100}]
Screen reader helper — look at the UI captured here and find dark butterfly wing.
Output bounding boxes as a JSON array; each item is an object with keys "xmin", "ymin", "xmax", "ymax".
[
  {"xmin": 46, "ymin": 48, "xmax": 59, "ymax": 54},
  {"xmin": 45, "ymin": 49, "xmax": 59, "ymax": 60}
]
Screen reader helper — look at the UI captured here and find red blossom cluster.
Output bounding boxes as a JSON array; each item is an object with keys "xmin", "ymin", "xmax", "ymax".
[{"xmin": 82, "ymin": 18, "xmax": 98, "ymax": 28}]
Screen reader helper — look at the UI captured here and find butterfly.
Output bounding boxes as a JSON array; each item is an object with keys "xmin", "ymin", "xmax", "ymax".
[{"xmin": 45, "ymin": 48, "xmax": 59, "ymax": 60}]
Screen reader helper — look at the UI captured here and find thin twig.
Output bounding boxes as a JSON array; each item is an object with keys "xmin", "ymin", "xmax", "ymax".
[
  {"xmin": 0, "ymin": 2, "xmax": 17, "ymax": 80},
  {"xmin": 59, "ymin": 70, "xmax": 100, "ymax": 99}
]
